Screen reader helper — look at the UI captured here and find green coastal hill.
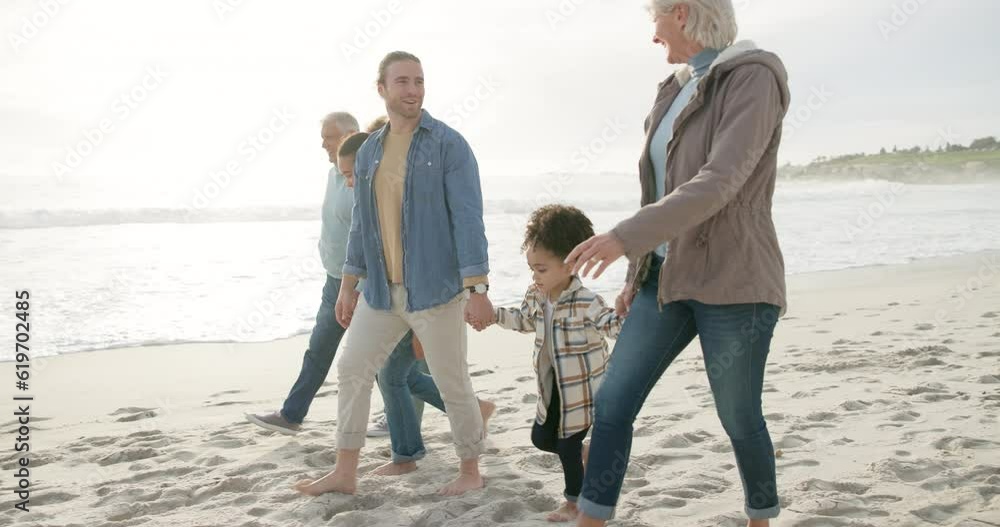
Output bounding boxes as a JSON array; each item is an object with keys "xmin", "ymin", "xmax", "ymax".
[{"xmin": 779, "ymin": 136, "xmax": 1000, "ymax": 184}]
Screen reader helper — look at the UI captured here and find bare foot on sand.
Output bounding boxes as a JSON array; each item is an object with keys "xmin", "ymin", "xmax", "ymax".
[
  {"xmin": 368, "ymin": 460, "xmax": 417, "ymax": 476},
  {"xmin": 438, "ymin": 471, "xmax": 484, "ymax": 496},
  {"xmin": 293, "ymin": 470, "xmax": 357, "ymax": 496},
  {"xmin": 748, "ymin": 521, "xmax": 770, "ymax": 527},
  {"xmin": 479, "ymin": 399, "xmax": 496, "ymax": 430},
  {"xmin": 547, "ymin": 501, "xmax": 579, "ymax": 522}
]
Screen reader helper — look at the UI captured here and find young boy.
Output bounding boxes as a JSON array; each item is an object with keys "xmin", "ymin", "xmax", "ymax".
[{"xmin": 483, "ymin": 204, "xmax": 623, "ymax": 522}]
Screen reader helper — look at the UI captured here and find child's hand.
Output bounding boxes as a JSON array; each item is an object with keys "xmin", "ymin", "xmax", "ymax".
[{"xmin": 465, "ymin": 310, "xmax": 496, "ymax": 332}]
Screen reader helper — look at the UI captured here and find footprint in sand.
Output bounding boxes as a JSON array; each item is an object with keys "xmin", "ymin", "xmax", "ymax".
[
  {"xmin": 795, "ymin": 478, "xmax": 870, "ymax": 495},
  {"xmin": 888, "ymin": 410, "xmax": 921, "ymax": 422},
  {"xmin": 932, "ymin": 436, "xmax": 999, "ymax": 451},
  {"xmin": 773, "ymin": 434, "xmax": 812, "ymax": 449},
  {"xmin": 790, "ymin": 496, "xmax": 890, "ymax": 519},
  {"xmin": 982, "ymin": 311, "xmax": 998, "ymax": 318},
  {"xmin": 869, "ymin": 457, "xmax": 952, "ymax": 483},
  {"xmin": 778, "ymin": 459, "xmax": 821, "ymax": 469},
  {"xmin": 110, "ymin": 407, "xmax": 159, "ymax": 422},
  {"xmin": 470, "ymin": 368, "xmax": 494, "ymax": 377},
  {"xmin": 96, "ymin": 447, "xmax": 161, "ymax": 466},
  {"xmin": 209, "ymin": 389, "xmax": 246, "ymax": 397},
  {"xmin": 656, "ymin": 430, "xmax": 714, "ymax": 448},
  {"xmin": 910, "ymin": 503, "xmax": 962, "ymax": 523}
]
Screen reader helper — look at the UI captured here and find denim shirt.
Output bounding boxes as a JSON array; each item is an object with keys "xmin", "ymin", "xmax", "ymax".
[{"xmin": 343, "ymin": 110, "xmax": 489, "ymax": 311}]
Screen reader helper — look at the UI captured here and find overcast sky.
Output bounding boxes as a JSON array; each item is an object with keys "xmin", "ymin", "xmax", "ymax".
[{"xmin": 2, "ymin": 0, "xmax": 997, "ymax": 209}]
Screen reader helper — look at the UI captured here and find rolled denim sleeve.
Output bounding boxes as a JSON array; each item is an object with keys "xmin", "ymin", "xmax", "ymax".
[
  {"xmin": 442, "ymin": 133, "xmax": 490, "ymax": 278},
  {"xmin": 342, "ymin": 181, "xmax": 367, "ymax": 278}
]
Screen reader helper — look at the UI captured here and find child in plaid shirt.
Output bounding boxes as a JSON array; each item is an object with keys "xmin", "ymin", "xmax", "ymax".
[{"xmin": 483, "ymin": 204, "xmax": 623, "ymax": 522}]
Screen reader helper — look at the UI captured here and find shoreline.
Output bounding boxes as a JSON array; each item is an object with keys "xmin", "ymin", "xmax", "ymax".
[{"xmin": 12, "ymin": 248, "xmax": 1000, "ymax": 363}]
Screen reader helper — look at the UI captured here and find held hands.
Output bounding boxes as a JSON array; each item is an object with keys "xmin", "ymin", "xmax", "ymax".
[
  {"xmin": 464, "ymin": 292, "xmax": 495, "ymax": 332},
  {"xmin": 564, "ymin": 232, "xmax": 626, "ymax": 279},
  {"xmin": 615, "ymin": 284, "xmax": 635, "ymax": 317}
]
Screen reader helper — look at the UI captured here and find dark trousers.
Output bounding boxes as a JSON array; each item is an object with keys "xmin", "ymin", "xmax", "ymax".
[{"xmin": 531, "ymin": 379, "xmax": 589, "ymax": 502}]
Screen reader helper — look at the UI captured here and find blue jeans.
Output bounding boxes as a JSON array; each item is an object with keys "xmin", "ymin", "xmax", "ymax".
[
  {"xmin": 281, "ymin": 275, "xmax": 347, "ymax": 424},
  {"xmin": 579, "ymin": 259, "xmax": 781, "ymax": 521},
  {"xmin": 378, "ymin": 333, "xmax": 447, "ymax": 463},
  {"xmin": 281, "ymin": 275, "xmax": 443, "ymax": 438}
]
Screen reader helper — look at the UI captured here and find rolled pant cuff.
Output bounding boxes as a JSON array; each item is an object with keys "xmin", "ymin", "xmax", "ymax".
[
  {"xmin": 577, "ymin": 497, "xmax": 615, "ymax": 521},
  {"xmin": 454, "ymin": 436, "xmax": 486, "ymax": 460},
  {"xmin": 564, "ymin": 492, "xmax": 579, "ymax": 503},
  {"xmin": 746, "ymin": 503, "xmax": 780, "ymax": 520},
  {"xmin": 391, "ymin": 449, "xmax": 427, "ymax": 464},
  {"xmin": 336, "ymin": 432, "xmax": 366, "ymax": 450}
]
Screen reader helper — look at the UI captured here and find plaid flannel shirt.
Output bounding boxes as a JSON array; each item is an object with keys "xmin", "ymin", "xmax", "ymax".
[{"xmin": 494, "ymin": 276, "xmax": 622, "ymax": 438}]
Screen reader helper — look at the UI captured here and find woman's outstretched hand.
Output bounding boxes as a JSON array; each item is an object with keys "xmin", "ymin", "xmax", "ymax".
[{"xmin": 565, "ymin": 232, "xmax": 626, "ymax": 279}]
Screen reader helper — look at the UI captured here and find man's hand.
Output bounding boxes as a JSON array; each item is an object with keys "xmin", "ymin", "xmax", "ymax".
[
  {"xmin": 335, "ymin": 278, "xmax": 361, "ymax": 328},
  {"xmin": 464, "ymin": 293, "xmax": 494, "ymax": 332},
  {"xmin": 615, "ymin": 284, "xmax": 635, "ymax": 317},
  {"xmin": 565, "ymin": 232, "xmax": 626, "ymax": 279},
  {"xmin": 412, "ymin": 335, "xmax": 426, "ymax": 360}
]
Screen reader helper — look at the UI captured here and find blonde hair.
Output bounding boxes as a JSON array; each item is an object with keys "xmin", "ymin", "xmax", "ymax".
[
  {"xmin": 376, "ymin": 51, "xmax": 421, "ymax": 86},
  {"xmin": 648, "ymin": 0, "xmax": 738, "ymax": 50}
]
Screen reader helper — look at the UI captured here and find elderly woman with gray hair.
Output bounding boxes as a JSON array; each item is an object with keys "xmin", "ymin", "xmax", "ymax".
[{"xmin": 564, "ymin": 1, "xmax": 790, "ymax": 525}]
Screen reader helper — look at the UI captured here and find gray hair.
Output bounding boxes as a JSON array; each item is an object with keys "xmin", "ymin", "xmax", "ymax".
[
  {"xmin": 321, "ymin": 112, "xmax": 359, "ymax": 134},
  {"xmin": 648, "ymin": 0, "xmax": 738, "ymax": 50}
]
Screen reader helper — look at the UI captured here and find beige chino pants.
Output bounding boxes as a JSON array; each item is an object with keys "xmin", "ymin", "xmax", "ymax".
[{"xmin": 336, "ymin": 284, "xmax": 485, "ymax": 460}]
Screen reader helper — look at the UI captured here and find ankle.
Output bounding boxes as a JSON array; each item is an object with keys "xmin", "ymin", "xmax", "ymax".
[{"xmin": 458, "ymin": 458, "xmax": 480, "ymax": 476}]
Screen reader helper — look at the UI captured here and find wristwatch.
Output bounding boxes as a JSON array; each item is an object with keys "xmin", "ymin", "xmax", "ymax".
[{"xmin": 466, "ymin": 283, "xmax": 489, "ymax": 295}]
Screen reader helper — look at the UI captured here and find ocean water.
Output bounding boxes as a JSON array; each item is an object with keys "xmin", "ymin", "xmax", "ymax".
[{"xmin": 3, "ymin": 174, "xmax": 1000, "ymax": 360}]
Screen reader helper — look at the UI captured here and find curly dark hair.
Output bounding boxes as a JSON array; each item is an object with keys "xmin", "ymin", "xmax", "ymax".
[{"xmin": 522, "ymin": 204, "xmax": 595, "ymax": 259}]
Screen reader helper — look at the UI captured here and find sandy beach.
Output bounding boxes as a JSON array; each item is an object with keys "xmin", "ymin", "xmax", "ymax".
[{"xmin": 5, "ymin": 251, "xmax": 999, "ymax": 527}]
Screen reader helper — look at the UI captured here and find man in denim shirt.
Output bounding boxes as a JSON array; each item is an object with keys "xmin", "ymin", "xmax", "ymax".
[{"xmin": 294, "ymin": 51, "xmax": 494, "ymax": 497}]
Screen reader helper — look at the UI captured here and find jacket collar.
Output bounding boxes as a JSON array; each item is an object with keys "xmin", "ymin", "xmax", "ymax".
[
  {"xmin": 676, "ymin": 40, "xmax": 759, "ymax": 87},
  {"xmin": 372, "ymin": 109, "xmax": 439, "ymax": 144},
  {"xmin": 533, "ymin": 276, "xmax": 584, "ymax": 304}
]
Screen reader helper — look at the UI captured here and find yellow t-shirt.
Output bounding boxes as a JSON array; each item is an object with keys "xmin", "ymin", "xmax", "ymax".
[{"xmin": 374, "ymin": 129, "xmax": 413, "ymax": 284}]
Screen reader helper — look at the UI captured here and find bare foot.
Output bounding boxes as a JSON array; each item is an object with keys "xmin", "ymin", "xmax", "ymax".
[
  {"xmin": 748, "ymin": 521, "xmax": 769, "ymax": 527},
  {"xmin": 479, "ymin": 399, "xmax": 496, "ymax": 431},
  {"xmin": 368, "ymin": 461, "xmax": 417, "ymax": 476},
  {"xmin": 547, "ymin": 501, "xmax": 579, "ymax": 522},
  {"xmin": 293, "ymin": 470, "xmax": 357, "ymax": 496},
  {"xmin": 438, "ymin": 471, "xmax": 484, "ymax": 496}
]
